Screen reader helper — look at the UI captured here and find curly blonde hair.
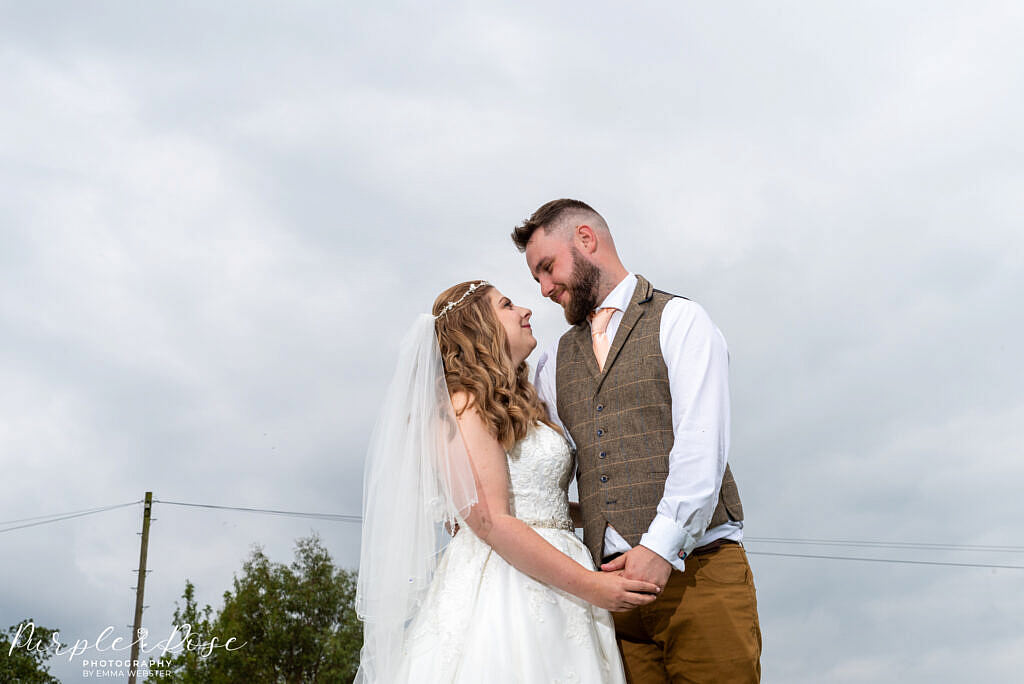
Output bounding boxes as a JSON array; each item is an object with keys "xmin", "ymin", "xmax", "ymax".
[{"xmin": 433, "ymin": 281, "xmax": 557, "ymax": 449}]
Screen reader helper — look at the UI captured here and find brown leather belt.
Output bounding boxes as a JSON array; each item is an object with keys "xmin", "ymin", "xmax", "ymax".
[{"xmin": 686, "ymin": 538, "xmax": 740, "ymax": 557}]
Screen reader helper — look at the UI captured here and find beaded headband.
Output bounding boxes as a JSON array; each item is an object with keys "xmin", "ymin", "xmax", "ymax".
[{"xmin": 434, "ymin": 281, "xmax": 490, "ymax": 319}]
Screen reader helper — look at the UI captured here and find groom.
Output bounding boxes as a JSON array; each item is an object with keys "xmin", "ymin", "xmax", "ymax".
[{"xmin": 513, "ymin": 199, "xmax": 761, "ymax": 683}]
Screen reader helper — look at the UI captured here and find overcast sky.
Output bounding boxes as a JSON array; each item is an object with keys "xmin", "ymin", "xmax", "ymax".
[{"xmin": 2, "ymin": 2, "xmax": 1023, "ymax": 682}]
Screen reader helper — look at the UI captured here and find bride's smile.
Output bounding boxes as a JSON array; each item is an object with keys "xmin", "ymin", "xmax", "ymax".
[{"xmin": 487, "ymin": 288, "xmax": 536, "ymax": 366}]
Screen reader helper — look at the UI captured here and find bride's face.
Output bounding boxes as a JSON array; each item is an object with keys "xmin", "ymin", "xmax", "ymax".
[{"xmin": 487, "ymin": 288, "xmax": 536, "ymax": 367}]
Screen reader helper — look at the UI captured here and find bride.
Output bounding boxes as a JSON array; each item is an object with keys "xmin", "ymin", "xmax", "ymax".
[{"xmin": 356, "ymin": 280, "xmax": 660, "ymax": 683}]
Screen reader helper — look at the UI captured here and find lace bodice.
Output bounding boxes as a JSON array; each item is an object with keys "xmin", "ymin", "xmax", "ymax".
[
  {"xmin": 506, "ymin": 423, "xmax": 574, "ymax": 528},
  {"xmin": 397, "ymin": 422, "xmax": 623, "ymax": 683}
]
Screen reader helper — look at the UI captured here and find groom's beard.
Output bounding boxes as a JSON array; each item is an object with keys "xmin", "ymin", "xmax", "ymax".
[{"xmin": 564, "ymin": 249, "xmax": 601, "ymax": 326}]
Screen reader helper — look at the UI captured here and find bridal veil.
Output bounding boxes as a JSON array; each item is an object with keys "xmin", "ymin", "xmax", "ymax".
[{"xmin": 355, "ymin": 314, "xmax": 477, "ymax": 683}]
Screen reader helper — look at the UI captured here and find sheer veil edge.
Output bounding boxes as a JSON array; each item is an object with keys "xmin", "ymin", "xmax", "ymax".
[{"xmin": 354, "ymin": 314, "xmax": 477, "ymax": 683}]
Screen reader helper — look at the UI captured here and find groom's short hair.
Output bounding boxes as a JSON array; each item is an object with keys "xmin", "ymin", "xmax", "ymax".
[{"xmin": 511, "ymin": 198, "xmax": 601, "ymax": 252}]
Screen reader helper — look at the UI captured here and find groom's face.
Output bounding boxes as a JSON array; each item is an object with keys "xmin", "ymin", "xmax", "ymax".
[{"xmin": 525, "ymin": 229, "xmax": 600, "ymax": 326}]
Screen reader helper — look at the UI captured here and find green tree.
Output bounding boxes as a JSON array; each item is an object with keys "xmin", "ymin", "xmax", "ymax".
[
  {"xmin": 0, "ymin": 619, "xmax": 63, "ymax": 684},
  {"xmin": 148, "ymin": 580, "xmax": 216, "ymax": 683},
  {"xmin": 151, "ymin": 535, "xmax": 362, "ymax": 683}
]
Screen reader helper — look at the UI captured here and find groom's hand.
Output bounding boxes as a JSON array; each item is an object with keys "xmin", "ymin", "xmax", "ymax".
[{"xmin": 600, "ymin": 545, "xmax": 672, "ymax": 592}]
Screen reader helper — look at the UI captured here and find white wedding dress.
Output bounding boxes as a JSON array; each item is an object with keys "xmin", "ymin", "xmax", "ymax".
[{"xmin": 394, "ymin": 422, "xmax": 626, "ymax": 683}]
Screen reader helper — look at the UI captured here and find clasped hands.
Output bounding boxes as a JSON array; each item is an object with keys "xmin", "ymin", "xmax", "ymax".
[
  {"xmin": 446, "ymin": 515, "xmax": 669, "ymax": 612},
  {"xmin": 600, "ymin": 544, "xmax": 672, "ymax": 593},
  {"xmin": 586, "ymin": 544, "xmax": 670, "ymax": 612}
]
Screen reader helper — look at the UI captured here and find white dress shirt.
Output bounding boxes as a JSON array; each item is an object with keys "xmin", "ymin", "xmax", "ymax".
[{"xmin": 534, "ymin": 273, "xmax": 743, "ymax": 572}]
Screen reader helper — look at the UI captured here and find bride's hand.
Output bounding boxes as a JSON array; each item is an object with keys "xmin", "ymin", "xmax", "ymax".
[{"xmin": 582, "ymin": 571, "xmax": 661, "ymax": 612}]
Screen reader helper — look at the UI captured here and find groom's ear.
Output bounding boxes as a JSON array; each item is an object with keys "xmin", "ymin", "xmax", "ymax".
[{"xmin": 575, "ymin": 223, "xmax": 599, "ymax": 254}]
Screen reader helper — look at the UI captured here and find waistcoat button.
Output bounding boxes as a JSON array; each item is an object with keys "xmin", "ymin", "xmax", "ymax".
[
  {"xmin": 599, "ymin": 452, "xmax": 607, "ymax": 459},
  {"xmin": 597, "ymin": 428, "xmax": 604, "ymax": 437},
  {"xmin": 597, "ymin": 404, "xmax": 604, "ymax": 412},
  {"xmin": 600, "ymin": 475, "xmax": 608, "ymax": 483}
]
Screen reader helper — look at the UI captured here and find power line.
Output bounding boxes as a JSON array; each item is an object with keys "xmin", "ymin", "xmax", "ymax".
[
  {"xmin": 745, "ymin": 536, "xmax": 1024, "ymax": 554},
  {"xmin": 5, "ymin": 499, "xmax": 1024, "ymax": 572},
  {"xmin": 0, "ymin": 501, "xmax": 142, "ymax": 526},
  {"xmin": 0, "ymin": 501, "xmax": 141, "ymax": 534},
  {"xmin": 153, "ymin": 499, "xmax": 362, "ymax": 523},
  {"xmin": 152, "ymin": 501, "xmax": 1024, "ymax": 570},
  {"xmin": 746, "ymin": 550, "xmax": 1024, "ymax": 570}
]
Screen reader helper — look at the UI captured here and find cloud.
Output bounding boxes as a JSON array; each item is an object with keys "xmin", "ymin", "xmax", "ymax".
[{"xmin": 2, "ymin": 2, "xmax": 1022, "ymax": 681}]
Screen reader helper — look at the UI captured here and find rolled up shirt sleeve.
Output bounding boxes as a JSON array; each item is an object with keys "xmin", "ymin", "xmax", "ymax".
[{"xmin": 638, "ymin": 299, "xmax": 731, "ymax": 564}]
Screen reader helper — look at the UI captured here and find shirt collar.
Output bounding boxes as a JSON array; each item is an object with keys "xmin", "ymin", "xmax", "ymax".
[{"xmin": 595, "ymin": 272, "xmax": 637, "ymax": 313}]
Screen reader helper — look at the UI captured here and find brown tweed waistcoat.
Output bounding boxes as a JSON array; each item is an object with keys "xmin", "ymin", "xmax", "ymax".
[{"xmin": 555, "ymin": 275, "xmax": 744, "ymax": 564}]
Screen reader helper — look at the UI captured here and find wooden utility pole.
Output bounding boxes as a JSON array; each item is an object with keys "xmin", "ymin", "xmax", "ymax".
[{"xmin": 129, "ymin": 491, "xmax": 153, "ymax": 684}]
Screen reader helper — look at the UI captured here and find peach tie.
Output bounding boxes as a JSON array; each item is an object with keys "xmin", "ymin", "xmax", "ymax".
[{"xmin": 589, "ymin": 307, "xmax": 617, "ymax": 371}]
